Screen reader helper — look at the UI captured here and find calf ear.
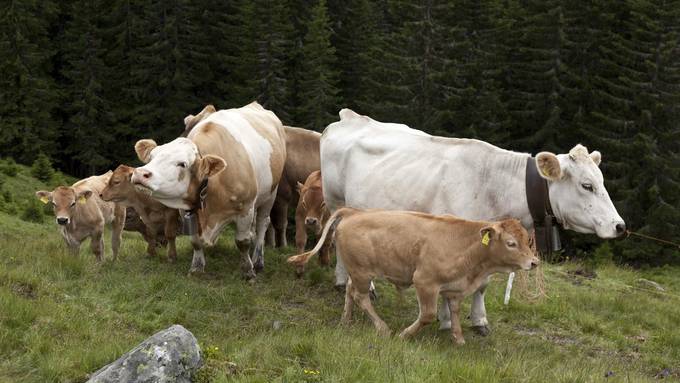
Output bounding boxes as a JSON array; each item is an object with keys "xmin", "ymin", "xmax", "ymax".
[
  {"xmin": 135, "ymin": 139, "xmax": 157, "ymax": 164},
  {"xmin": 76, "ymin": 189, "xmax": 93, "ymax": 204},
  {"xmin": 296, "ymin": 181, "xmax": 305, "ymax": 193},
  {"xmin": 590, "ymin": 151, "xmax": 601, "ymax": 166},
  {"xmin": 536, "ymin": 152, "xmax": 562, "ymax": 181},
  {"xmin": 197, "ymin": 155, "xmax": 227, "ymax": 180},
  {"xmin": 480, "ymin": 226, "xmax": 496, "ymax": 245},
  {"xmin": 35, "ymin": 191, "xmax": 52, "ymax": 204}
]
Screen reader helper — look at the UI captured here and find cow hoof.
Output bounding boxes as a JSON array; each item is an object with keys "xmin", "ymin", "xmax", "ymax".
[
  {"xmin": 253, "ymin": 259, "xmax": 264, "ymax": 273},
  {"xmin": 471, "ymin": 325, "xmax": 491, "ymax": 337},
  {"xmin": 334, "ymin": 284, "xmax": 346, "ymax": 292},
  {"xmin": 187, "ymin": 268, "xmax": 204, "ymax": 277},
  {"xmin": 438, "ymin": 321, "xmax": 452, "ymax": 331},
  {"xmin": 243, "ymin": 270, "xmax": 257, "ymax": 281}
]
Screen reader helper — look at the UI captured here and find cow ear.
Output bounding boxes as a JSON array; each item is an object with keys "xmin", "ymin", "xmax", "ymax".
[
  {"xmin": 296, "ymin": 181, "xmax": 305, "ymax": 193},
  {"xmin": 36, "ymin": 191, "xmax": 52, "ymax": 204},
  {"xmin": 77, "ymin": 189, "xmax": 93, "ymax": 204},
  {"xmin": 536, "ymin": 152, "xmax": 562, "ymax": 181},
  {"xmin": 480, "ymin": 226, "xmax": 496, "ymax": 246},
  {"xmin": 135, "ymin": 139, "xmax": 157, "ymax": 164},
  {"xmin": 590, "ymin": 151, "xmax": 601, "ymax": 166},
  {"xmin": 198, "ymin": 155, "xmax": 227, "ymax": 179}
]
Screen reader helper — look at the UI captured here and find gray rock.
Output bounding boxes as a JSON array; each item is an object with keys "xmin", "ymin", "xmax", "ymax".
[
  {"xmin": 87, "ymin": 325, "xmax": 202, "ymax": 383},
  {"xmin": 636, "ymin": 278, "xmax": 665, "ymax": 291}
]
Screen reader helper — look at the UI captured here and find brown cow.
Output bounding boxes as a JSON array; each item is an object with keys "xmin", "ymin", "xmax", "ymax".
[
  {"xmin": 267, "ymin": 126, "xmax": 321, "ymax": 248},
  {"xmin": 101, "ymin": 165, "xmax": 179, "ymax": 262},
  {"xmin": 35, "ymin": 171, "xmax": 126, "ymax": 261},
  {"xmin": 294, "ymin": 170, "xmax": 330, "ymax": 270},
  {"xmin": 288, "ymin": 208, "xmax": 538, "ymax": 345}
]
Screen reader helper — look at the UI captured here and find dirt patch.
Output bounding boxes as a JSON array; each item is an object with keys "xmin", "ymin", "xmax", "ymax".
[{"xmin": 11, "ymin": 282, "xmax": 37, "ymax": 299}]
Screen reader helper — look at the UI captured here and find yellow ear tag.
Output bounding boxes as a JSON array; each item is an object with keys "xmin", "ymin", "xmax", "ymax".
[
  {"xmin": 40, "ymin": 196, "xmax": 49, "ymax": 204},
  {"xmin": 78, "ymin": 196, "xmax": 87, "ymax": 204},
  {"xmin": 481, "ymin": 232, "xmax": 490, "ymax": 246}
]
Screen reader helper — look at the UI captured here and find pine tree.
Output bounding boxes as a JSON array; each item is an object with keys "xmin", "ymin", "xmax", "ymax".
[
  {"xmin": 0, "ymin": 0, "xmax": 59, "ymax": 163},
  {"xmin": 60, "ymin": 0, "xmax": 113, "ymax": 175},
  {"xmin": 297, "ymin": 0, "xmax": 340, "ymax": 130}
]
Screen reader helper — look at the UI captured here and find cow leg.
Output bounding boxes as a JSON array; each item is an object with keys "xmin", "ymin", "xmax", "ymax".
[
  {"xmin": 265, "ymin": 225, "xmax": 276, "ymax": 248},
  {"xmin": 111, "ymin": 204, "xmax": 125, "ymax": 261},
  {"xmin": 445, "ymin": 296, "xmax": 465, "ymax": 345},
  {"xmin": 270, "ymin": 199, "xmax": 288, "ymax": 248},
  {"xmin": 470, "ymin": 279, "xmax": 491, "ymax": 336},
  {"xmin": 235, "ymin": 208, "xmax": 256, "ymax": 280},
  {"xmin": 90, "ymin": 231, "xmax": 104, "ymax": 262},
  {"xmin": 145, "ymin": 226, "xmax": 158, "ymax": 258},
  {"xmin": 294, "ymin": 205, "xmax": 307, "ymax": 253},
  {"xmin": 438, "ymin": 297, "xmax": 452, "ymax": 330},
  {"xmin": 252, "ymin": 194, "xmax": 276, "ymax": 272},
  {"xmin": 399, "ymin": 285, "xmax": 437, "ymax": 339},
  {"xmin": 189, "ymin": 235, "xmax": 206, "ymax": 274},
  {"xmin": 334, "ymin": 254, "xmax": 350, "ymax": 288},
  {"xmin": 164, "ymin": 210, "xmax": 178, "ymax": 263},
  {"xmin": 352, "ymin": 278, "xmax": 390, "ymax": 336},
  {"xmin": 341, "ymin": 278, "xmax": 355, "ymax": 324}
]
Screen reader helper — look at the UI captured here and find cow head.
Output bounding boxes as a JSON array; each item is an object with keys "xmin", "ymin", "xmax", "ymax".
[
  {"xmin": 131, "ymin": 137, "xmax": 226, "ymax": 210},
  {"xmin": 36, "ymin": 186, "xmax": 93, "ymax": 225},
  {"xmin": 480, "ymin": 219, "xmax": 539, "ymax": 272},
  {"xmin": 297, "ymin": 171, "xmax": 326, "ymax": 235},
  {"xmin": 535, "ymin": 144, "xmax": 625, "ymax": 239},
  {"xmin": 101, "ymin": 165, "xmax": 136, "ymax": 203}
]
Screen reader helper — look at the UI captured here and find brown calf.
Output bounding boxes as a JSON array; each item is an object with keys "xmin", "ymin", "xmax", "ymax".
[
  {"xmin": 36, "ymin": 171, "xmax": 126, "ymax": 261},
  {"xmin": 101, "ymin": 165, "xmax": 179, "ymax": 262},
  {"xmin": 288, "ymin": 208, "xmax": 538, "ymax": 345},
  {"xmin": 294, "ymin": 171, "xmax": 330, "ymax": 271}
]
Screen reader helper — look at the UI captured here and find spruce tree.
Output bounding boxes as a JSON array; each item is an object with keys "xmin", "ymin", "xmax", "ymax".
[
  {"xmin": 298, "ymin": 0, "xmax": 340, "ymax": 130},
  {"xmin": 0, "ymin": 0, "xmax": 59, "ymax": 163}
]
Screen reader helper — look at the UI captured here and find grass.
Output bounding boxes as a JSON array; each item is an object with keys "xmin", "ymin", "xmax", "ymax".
[{"xmin": 1, "ymin": 164, "xmax": 679, "ymax": 382}]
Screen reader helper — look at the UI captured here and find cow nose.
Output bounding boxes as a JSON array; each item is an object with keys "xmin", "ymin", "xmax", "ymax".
[
  {"xmin": 615, "ymin": 222, "xmax": 626, "ymax": 236},
  {"xmin": 57, "ymin": 217, "xmax": 68, "ymax": 225},
  {"xmin": 305, "ymin": 217, "xmax": 318, "ymax": 226},
  {"xmin": 141, "ymin": 169, "xmax": 152, "ymax": 179}
]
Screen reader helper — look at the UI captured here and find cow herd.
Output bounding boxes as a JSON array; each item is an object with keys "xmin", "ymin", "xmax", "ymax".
[{"xmin": 35, "ymin": 102, "xmax": 625, "ymax": 345}]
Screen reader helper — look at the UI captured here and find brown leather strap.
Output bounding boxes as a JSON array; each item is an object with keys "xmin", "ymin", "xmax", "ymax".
[{"xmin": 526, "ymin": 157, "xmax": 559, "ymax": 255}]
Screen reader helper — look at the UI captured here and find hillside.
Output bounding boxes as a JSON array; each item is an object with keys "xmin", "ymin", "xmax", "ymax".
[{"xmin": 0, "ymin": 168, "xmax": 679, "ymax": 382}]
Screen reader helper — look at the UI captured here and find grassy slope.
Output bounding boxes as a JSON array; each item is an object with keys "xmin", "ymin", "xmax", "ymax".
[{"xmin": 0, "ymin": 168, "xmax": 679, "ymax": 382}]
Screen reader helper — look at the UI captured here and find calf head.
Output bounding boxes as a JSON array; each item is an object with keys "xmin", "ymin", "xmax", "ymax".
[
  {"xmin": 297, "ymin": 171, "xmax": 325, "ymax": 234},
  {"xmin": 536, "ymin": 144, "xmax": 625, "ymax": 239},
  {"xmin": 480, "ymin": 219, "xmax": 539, "ymax": 272},
  {"xmin": 35, "ymin": 186, "xmax": 93, "ymax": 225},
  {"xmin": 131, "ymin": 137, "xmax": 226, "ymax": 210},
  {"xmin": 101, "ymin": 165, "xmax": 136, "ymax": 203}
]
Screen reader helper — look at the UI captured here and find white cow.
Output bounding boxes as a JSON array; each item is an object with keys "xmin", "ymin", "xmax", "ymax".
[
  {"xmin": 131, "ymin": 102, "xmax": 286, "ymax": 278},
  {"xmin": 321, "ymin": 109, "xmax": 625, "ymax": 334}
]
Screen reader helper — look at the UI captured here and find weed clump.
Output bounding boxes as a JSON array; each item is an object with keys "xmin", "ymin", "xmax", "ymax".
[
  {"xmin": 0, "ymin": 158, "xmax": 19, "ymax": 177},
  {"xmin": 21, "ymin": 199, "xmax": 44, "ymax": 223}
]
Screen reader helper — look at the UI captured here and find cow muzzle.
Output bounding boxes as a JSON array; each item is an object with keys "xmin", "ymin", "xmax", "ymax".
[
  {"xmin": 305, "ymin": 217, "xmax": 322, "ymax": 234},
  {"xmin": 56, "ymin": 217, "xmax": 69, "ymax": 225}
]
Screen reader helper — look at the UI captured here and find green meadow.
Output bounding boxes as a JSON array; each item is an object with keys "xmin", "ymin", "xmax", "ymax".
[{"xmin": 1, "ymin": 164, "xmax": 679, "ymax": 383}]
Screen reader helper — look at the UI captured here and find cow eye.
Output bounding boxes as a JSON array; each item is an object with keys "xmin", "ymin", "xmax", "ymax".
[
  {"xmin": 506, "ymin": 240, "xmax": 517, "ymax": 247},
  {"xmin": 581, "ymin": 183, "xmax": 593, "ymax": 192},
  {"xmin": 177, "ymin": 162, "xmax": 186, "ymax": 168},
  {"xmin": 70, "ymin": 202, "xmax": 76, "ymax": 207}
]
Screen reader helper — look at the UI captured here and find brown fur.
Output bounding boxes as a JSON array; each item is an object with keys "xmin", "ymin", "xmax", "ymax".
[
  {"xmin": 268, "ymin": 126, "xmax": 321, "ymax": 248},
  {"xmin": 294, "ymin": 171, "xmax": 330, "ymax": 271},
  {"xmin": 36, "ymin": 171, "xmax": 126, "ymax": 261},
  {"xmin": 101, "ymin": 165, "xmax": 179, "ymax": 262},
  {"xmin": 288, "ymin": 208, "xmax": 538, "ymax": 345}
]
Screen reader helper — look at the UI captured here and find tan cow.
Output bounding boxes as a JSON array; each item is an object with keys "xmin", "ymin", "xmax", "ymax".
[
  {"xmin": 101, "ymin": 165, "xmax": 179, "ymax": 262},
  {"xmin": 268, "ymin": 126, "xmax": 321, "ymax": 248},
  {"xmin": 294, "ymin": 170, "xmax": 330, "ymax": 271},
  {"xmin": 132, "ymin": 102, "xmax": 286, "ymax": 278},
  {"xmin": 35, "ymin": 172, "xmax": 126, "ymax": 261},
  {"xmin": 288, "ymin": 208, "xmax": 538, "ymax": 345}
]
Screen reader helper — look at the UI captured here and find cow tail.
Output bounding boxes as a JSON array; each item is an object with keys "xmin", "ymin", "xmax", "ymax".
[{"xmin": 287, "ymin": 208, "xmax": 352, "ymax": 272}]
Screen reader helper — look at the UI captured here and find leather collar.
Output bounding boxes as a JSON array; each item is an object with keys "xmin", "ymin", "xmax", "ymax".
[{"xmin": 525, "ymin": 156, "xmax": 560, "ymax": 255}]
